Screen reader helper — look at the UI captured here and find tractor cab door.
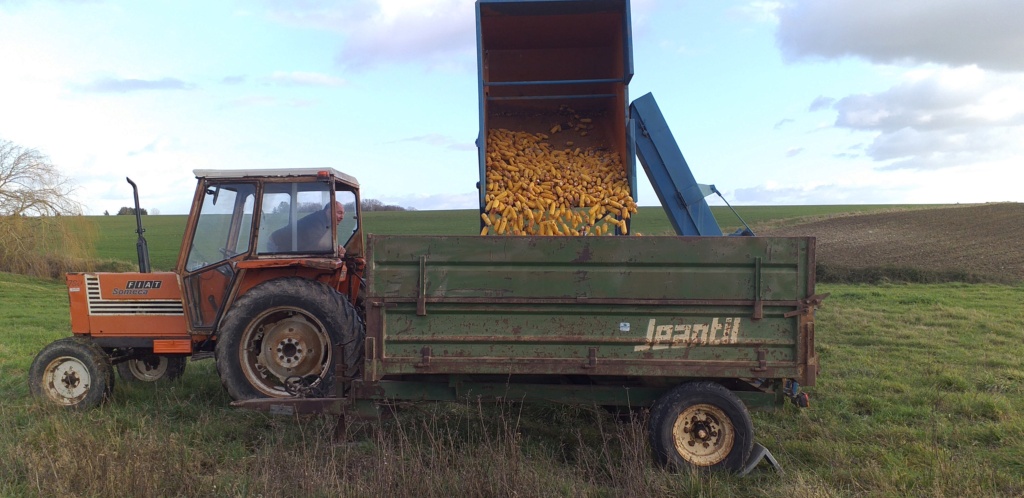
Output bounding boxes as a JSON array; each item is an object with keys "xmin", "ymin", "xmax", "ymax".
[{"xmin": 181, "ymin": 181, "xmax": 257, "ymax": 332}]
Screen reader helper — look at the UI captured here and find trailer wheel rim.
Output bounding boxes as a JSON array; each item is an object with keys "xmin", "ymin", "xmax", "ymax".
[
  {"xmin": 125, "ymin": 356, "xmax": 168, "ymax": 381},
  {"xmin": 240, "ymin": 307, "xmax": 331, "ymax": 397},
  {"xmin": 41, "ymin": 356, "xmax": 92, "ymax": 405},
  {"xmin": 672, "ymin": 403, "xmax": 735, "ymax": 467}
]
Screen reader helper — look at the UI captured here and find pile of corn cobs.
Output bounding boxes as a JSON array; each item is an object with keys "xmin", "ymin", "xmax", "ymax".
[{"xmin": 483, "ymin": 126, "xmax": 638, "ymax": 236}]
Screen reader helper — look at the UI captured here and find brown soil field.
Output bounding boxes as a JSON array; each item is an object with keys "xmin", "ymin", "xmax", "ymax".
[{"xmin": 760, "ymin": 203, "xmax": 1024, "ymax": 284}]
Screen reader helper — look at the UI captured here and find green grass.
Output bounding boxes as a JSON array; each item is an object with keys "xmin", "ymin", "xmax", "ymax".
[
  {"xmin": 90, "ymin": 215, "xmax": 187, "ymax": 272},
  {"xmin": 92, "ymin": 204, "xmax": 929, "ymax": 271},
  {"xmin": 2, "ymin": 271, "xmax": 1022, "ymax": 496}
]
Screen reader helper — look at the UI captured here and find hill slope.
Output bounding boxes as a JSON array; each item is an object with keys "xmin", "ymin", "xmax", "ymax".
[{"xmin": 761, "ymin": 203, "xmax": 1023, "ymax": 283}]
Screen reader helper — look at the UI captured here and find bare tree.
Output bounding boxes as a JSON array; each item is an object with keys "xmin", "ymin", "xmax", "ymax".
[{"xmin": 0, "ymin": 139, "xmax": 81, "ymax": 216}]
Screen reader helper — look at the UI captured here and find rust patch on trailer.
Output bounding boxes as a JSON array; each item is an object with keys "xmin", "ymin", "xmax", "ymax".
[{"xmin": 572, "ymin": 244, "xmax": 593, "ymax": 263}]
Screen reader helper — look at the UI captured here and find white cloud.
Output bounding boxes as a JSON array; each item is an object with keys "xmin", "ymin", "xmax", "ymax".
[
  {"xmin": 734, "ymin": 183, "xmax": 900, "ymax": 205},
  {"xmin": 823, "ymin": 67, "xmax": 1024, "ymax": 170},
  {"xmin": 268, "ymin": 71, "xmax": 346, "ymax": 87},
  {"xmin": 388, "ymin": 133, "xmax": 475, "ymax": 152},
  {"xmin": 776, "ymin": 0, "xmax": 1024, "ymax": 72},
  {"xmin": 778, "ymin": 0, "xmax": 1024, "ymax": 175},
  {"xmin": 808, "ymin": 96, "xmax": 835, "ymax": 111},
  {"xmin": 222, "ymin": 96, "xmax": 316, "ymax": 108},
  {"xmin": 265, "ymin": 0, "xmax": 476, "ymax": 70},
  {"xmin": 732, "ymin": 1, "xmax": 783, "ymax": 23},
  {"xmin": 773, "ymin": 118, "xmax": 795, "ymax": 129},
  {"xmin": 75, "ymin": 76, "xmax": 195, "ymax": 93}
]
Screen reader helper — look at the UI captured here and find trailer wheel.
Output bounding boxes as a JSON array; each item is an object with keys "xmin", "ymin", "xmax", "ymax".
[
  {"xmin": 649, "ymin": 381, "xmax": 754, "ymax": 472},
  {"xmin": 117, "ymin": 354, "xmax": 186, "ymax": 383},
  {"xmin": 28, "ymin": 337, "xmax": 114, "ymax": 410},
  {"xmin": 216, "ymin": 278, "xmax": 364, "ymax": 401}
]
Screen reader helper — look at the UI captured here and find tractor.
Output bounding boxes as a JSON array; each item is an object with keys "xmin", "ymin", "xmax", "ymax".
[{"xmin": 29, "ymin": 169, "xmax": 365, "ymax": 408}]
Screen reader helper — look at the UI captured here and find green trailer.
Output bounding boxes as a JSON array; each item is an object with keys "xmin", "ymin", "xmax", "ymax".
[
  {"xmin": 238, "ymin": 232, "xmax": 824, "ymax": 473},
  {"xmin": 296, "ymin": 5, "xmax": 824, "ymax": 473}
]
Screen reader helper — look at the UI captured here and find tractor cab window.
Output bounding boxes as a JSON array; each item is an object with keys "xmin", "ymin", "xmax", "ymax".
[
  {"xmin": 336, "ymin": 190, "xmax": 358, "ymax": 249},
  {"xmin": 258, "ymin": 182, "xmax": 338, "ymax": 254},
  {"xmin": 185, "ymin": 183, "xmax": 256, "ymax": 272}
]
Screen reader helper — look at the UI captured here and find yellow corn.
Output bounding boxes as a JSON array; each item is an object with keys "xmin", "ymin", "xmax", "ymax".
[{"xmin": 483, "ymin": 127, "xmax": 639, "ymax": 236}]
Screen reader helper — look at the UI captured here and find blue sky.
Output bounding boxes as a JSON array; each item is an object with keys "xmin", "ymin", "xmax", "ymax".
[{"xmin": 1, "ymin": 0, "xmax": 1021, "ymax": 214}]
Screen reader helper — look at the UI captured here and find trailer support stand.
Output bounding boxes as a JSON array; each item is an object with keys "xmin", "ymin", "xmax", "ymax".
[{"xmin": 737, "ymin": 442, "xmax": 783, "ymax": 477}]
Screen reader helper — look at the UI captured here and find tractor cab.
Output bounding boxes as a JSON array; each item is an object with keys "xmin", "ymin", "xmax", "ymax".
[{"xmin": 179, "ymin": 168, "xmax": 364, "ymax": 333}]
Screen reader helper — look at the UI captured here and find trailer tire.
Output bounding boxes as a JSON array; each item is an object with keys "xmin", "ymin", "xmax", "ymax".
[
  {"xmin": 649, "ymin": 381, "xmax": 754, "ymax": 473},
  {"xmin": 117, "ymin": 354, "xmax": 186, "ymax": 383},
  {"xmin": 216, "ymin": 278, "xmax": 364, "ymax": 401},
  {"xmin": 28, "ymin": 337, "xmax": 114, "ymax": 410}
]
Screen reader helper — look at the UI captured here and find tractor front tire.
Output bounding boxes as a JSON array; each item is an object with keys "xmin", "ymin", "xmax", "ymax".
[
  {"xmin": 28, "ymin": 337, "xmax": 115, "ymax": 410},
  {"xmin": 215, "ymin": 278, "xmax": 364, "ymax": 401},
  {"xmin": 648, "ymin": 381, "xmax": 754, "ymax": 473},
  {"xmin": 117, "ymin": 353, "xmax": 187, "ymax": 383}
]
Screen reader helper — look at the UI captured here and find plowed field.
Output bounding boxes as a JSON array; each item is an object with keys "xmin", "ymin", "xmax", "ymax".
[{"xmin": 760, "ymin": 203, "xmax": 1024, "ymax": 283}]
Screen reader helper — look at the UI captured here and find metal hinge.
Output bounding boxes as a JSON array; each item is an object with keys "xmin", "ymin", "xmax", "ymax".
[
  {"xmin": 582, "ymin": 347, "xmax": 598, "ymax": 369},
  {"xmin": 415, "ymin": 346, "xmax": 432, "ymax": 368},
  {"xmin": 752, "ymin": 348, "xmax": 767, "ymax": 372}
]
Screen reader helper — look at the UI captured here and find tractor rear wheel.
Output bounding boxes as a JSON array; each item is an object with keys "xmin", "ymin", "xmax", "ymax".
[
  {"xmin": 28, "ymin": 337, "xmax": 114, "ymax": 410},
  {"xmin": 215, "ymin": 278, "xmax": 364, "ymax": 401},
  {"xmin": 648, "ymin": 381, "xmax": 754, "ymax": 472},
  {"xmin": 117, "ymin": 353, "xmax": 187, "ymax": 383}
]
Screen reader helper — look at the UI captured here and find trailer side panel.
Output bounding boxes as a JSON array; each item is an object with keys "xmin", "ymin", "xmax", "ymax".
[{"xmin": 365, "ymin": 235, "xmax": 817, "ymax": 386}]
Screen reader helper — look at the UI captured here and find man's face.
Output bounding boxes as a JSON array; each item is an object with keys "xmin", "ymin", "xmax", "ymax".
[{"xmin": 334, "ymin": 202, "xmax": 345, "ymax": 224}]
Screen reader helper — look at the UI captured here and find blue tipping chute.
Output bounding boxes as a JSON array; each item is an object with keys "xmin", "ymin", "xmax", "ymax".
[{"xmin": 630, "ymin": 92, "xmax": 723, "ymax": 236}]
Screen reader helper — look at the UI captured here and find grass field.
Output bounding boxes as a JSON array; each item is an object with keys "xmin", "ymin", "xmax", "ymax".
[
  {"xmin": 2, "ymin": 272, "xmax": 1021, "ymax": 496},
  {"xmin": 4, "ymin": 204, "xmax": 1020, "ymax": 496},
  {"xmin": 92, "ymin": 204, "xmax": 927, "ymax": 271}
]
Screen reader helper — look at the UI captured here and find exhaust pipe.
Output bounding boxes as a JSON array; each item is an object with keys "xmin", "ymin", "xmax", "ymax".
[{"xmin": 126, "ymin": 177, "xmax": 151, "ymax": 273}]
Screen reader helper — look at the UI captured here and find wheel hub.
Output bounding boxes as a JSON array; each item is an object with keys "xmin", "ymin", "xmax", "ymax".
[
  {"xmin": 45, "ymin": 356, "xmax": 91, "ymax": 404},
  {"xmin": 255, "ymin": 314, "xmax": 328, "ymax": 383},
  {"xmin": 672, "ymin": 404, "xmax": 734, "ymax": 466},
  {"xmin": 62, "ymin": 369, "xmax": 81, "ymax": 389},
  {"xmin": 127, "ymin": 355, "xmax": 169, "ymax": 381}
]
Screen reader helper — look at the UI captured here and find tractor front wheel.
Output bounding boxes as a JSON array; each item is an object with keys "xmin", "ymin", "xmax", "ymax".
[
  {"xmin": 28, "ymin": 337, "xmax": 114, "ymax": 410},
  {"xmin": 117, "ymin": 353, "xmax": 187, "ymax": 383}
]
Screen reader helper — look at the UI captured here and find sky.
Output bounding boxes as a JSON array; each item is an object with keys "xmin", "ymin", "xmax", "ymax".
[{"xmin": 1, "ymin": 0, "xmax": 1022, "ymax": 215}]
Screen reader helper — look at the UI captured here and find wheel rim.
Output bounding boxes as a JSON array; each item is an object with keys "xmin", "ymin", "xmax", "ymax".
[
  {"xmin": 41, "ymin": 356, "xmax": 92, "ymax": 405},
  {"xmin": 126, "ymin": 356, "xmax": 168, "ymax": 381},
  {"xmin": 672, "ymin": 403, "xmax": 735, "ymax": 467},
  {"xmin": 239, "ymin": 307, "xmax": 332, "ymax": 397}
]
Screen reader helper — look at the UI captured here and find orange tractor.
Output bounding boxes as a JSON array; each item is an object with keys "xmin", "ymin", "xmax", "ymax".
[{"xmin": 29, "ymin": 169, "xmax": 366, "ymax": 408}]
